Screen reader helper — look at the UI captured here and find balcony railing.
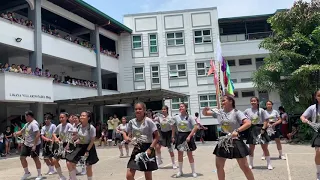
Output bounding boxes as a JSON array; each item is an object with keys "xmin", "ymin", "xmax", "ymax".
[{"xmin": 220, "ymin": 31, "xmax": 273, "ymax": 43}]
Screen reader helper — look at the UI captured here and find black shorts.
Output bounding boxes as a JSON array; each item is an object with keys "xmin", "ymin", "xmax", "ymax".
[
  {"xmin": 21, "ymin": 144, "xmax": 41, "ymax": 158},
  {"xmin": 107, "ymin": 130, "xmax": 113, "ymax": 140}
]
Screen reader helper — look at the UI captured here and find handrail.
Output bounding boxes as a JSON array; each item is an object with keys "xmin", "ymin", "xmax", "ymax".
[{"xmin": 220, "ymin": 31, "xmax": 273, "ymax": 43}]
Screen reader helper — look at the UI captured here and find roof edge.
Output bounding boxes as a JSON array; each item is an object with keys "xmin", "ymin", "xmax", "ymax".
[
  {"xmin": 218, "ymin": 9, "xmax": 287, "ymax": 22},
  {"xmin": 75, "ymin": 0, "xmax": 132, "ymax": 33},
  {"xmin": 124, "ymin": 7, "xmax": 217, "ymax": 17}
]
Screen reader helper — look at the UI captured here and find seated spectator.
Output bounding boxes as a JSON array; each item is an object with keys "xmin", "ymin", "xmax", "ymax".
[
  {"xmin": 34, "ymin": 67, "xmax": 42, "ymax": 76},
  {"xmin": 3, "ymin": 63, "xmax": 10, "ymax": 71},
  {"xmin": 25, "ymin": 66, "xmax": 33, "ymax": 75},
  {"xmin": 9, "ymin": 64, "xmax": 17, "ymax": 72},
  {"xmin": 44, "ymin": 69, "xmax": 51, "ymax": 77},
  {"xmin": 16, "ymin": 65, "xmax": 23, "ymax": 73}
]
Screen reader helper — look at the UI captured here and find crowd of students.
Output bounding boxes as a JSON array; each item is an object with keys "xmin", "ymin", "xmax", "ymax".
[
  {"xmin": 1, "ymin": 12, "xmax": 33, "ymax": 28},
  {"xmin": 0, "ymin": 63, "xmax": 98, "ymax": 89}
]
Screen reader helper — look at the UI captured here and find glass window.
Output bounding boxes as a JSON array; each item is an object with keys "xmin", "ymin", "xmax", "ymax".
[
  {"xmin": 149, "ymin": 34, "xmax": 158, "ymax": 53},
  {"xmin": 227, "ymin": 60, "xmax": 236, "ymax": 66},
  {"xmin": 132, "ymin": 35, "xmax": 142, "ymax": 49},
  {"xmin": 166, "ymin": 32, "xmax": 184, "ymax": 46},
  {"xmin": 134, "ymin": 67, "xmax": 144, "ymax": 81},
  {"xmin": 196, "ymin": 61, "xmax": 211, "ymax": 77},
  {"xmin": 194, "ymin": 30, "xmax": 212, "ymax": 44},
  {"xmin": 168, "ymin": 64, "xmax": 187, "ymax": 79},
  {"xmin": 242, "ymin": 91, "xmax": 255, "ymax": 97},
  {"xmin": 199, "ymin": 94, "xmax": 218, "ymax": 109},
  {"xmin": 239, "ymin": 59, "xmax": 252, "ymax": 66},
  {"xmin": 171, "ymin": 97, "xmax": 189, "ymax": 110},
  {"xmin": 150, "ymin": 65, "xmax": 160, "ymax": 85}
]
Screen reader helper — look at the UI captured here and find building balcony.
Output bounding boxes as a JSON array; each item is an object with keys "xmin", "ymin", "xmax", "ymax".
[
  {"xmin": 220, "ymin": 32, "xmax": 271, "ymax": 57},
  {"xmin": 100, "ymin": 54, "xmax": 119, "ymax": 73},
  {"xmin": 0, "ymin": 71, "xmax": 54, "ymax": 102},
  {"xmin": 42, "ymin": 33, "xmax": 97, "ymax": 67},
  {"xmin": 233, "ymin": 82, "xmax": 254, "ymax": 89},
  {"xmin": 0, "ymin": 18, "xmax": 34, "ymax": 51}
]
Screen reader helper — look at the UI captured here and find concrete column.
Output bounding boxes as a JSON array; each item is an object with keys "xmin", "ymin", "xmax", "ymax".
[
  {"xmin": 28, "ymin": 0, "xmax": 42, "ymax": 70},
  {"xmin": 30, "ymin": 103, "xmax": 44, "ymax": 125}
]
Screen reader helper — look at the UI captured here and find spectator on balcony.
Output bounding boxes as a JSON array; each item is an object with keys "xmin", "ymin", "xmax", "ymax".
[
  {"xmin": 64, "ymin": 35, "xmax": 72, "ymax": 42},
  {"xmin": 0, "ymin": 13, "xmax": 7, "ymax": 19},
  {"xmin": 53, "ymin": 29, "xmax": 60, "ymax": 38},
  {"xmin": 25, "ymin": 20, "xmax": 33, "ymax": 28},
  {"xmin": 3, "ymin": 63, "xmax": 10, "ymax": 71},
  {"xmin": 16, "ymin": 65, "xmax": 23, "ymax": 73},
  {"xmin": 44, "ymin": 69, "xmax": 51, "ymax": 77},
  {"xmin": 9, "ymin": 64, "xmax": 18, "ymax": 72},
  {"xmin": 25, "ymin": 67, "xmax": 33, "ymax": 75},
  {"xmin": 34, "ymin": 67, "xmax": 41, "ymax": 76},
  {"xmin": 74, "ymin": 38, "xmax": 79, "ymax": 44}
]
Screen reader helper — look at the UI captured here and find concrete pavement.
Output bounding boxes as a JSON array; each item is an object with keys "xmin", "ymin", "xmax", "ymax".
[{"xmin": 0, "ymin": 142, "xmax": 315, "ymax": 180}]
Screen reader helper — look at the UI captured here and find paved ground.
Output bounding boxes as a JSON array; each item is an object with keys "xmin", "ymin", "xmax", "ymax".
[{"xmin": 0, "ymin": 142, "xmax": 316, "ymax": 180}]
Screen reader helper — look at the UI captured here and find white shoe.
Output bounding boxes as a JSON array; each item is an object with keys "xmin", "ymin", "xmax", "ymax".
[
  {"xmin": 279, "ymin": 155, "xmax": 286, "ymax": 160},
  {"xmin": 267, "ymin": 164, "xmax": 273, "ymax": 170},
  {"xmin": 192, "ymin": 173, "xmax": 197, "ymax": 178},
  {"xmin": 20, "ymin": 173, "xmax": 31, "ymax": 180},
  {"xmin": 249, "ymin": 165, "xmax": 253, "ymax": 169},
  {"xmin": 59, "ymin": 176, "xmax": 67, "ymax": 180},
  {"xmin": 81, "ymin": 168, "xmax": 86, "ymax": 175},
  {"xmin": 176, "ymin": 171, "xmax": 183, "ymax": 178},
  {"xmin": 172, "ymin": 164, "xmax": 177, "ymax": 169},
  {"xmin": 120, "ymin": 153, "xmax": 124, "ymax": 158},
  {"xmin": 157, "ymin": 159, "xmax": 163, "ymax": 166},
  {"xmin": 35, "ymin": 175, "xmax": 43, "ymax": 180},
  {"xmin": 48, "ymin": 170, "xmax": 55, "ymax": 175},
  {"xmin": 261, "ymin": 156, "xmax": 265, "ymax": 160}
]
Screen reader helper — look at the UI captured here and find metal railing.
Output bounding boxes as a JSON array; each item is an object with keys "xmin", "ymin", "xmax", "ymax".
[{"xmin": 220, "ymin": 31, "xmax": 273, "ymax": 43}]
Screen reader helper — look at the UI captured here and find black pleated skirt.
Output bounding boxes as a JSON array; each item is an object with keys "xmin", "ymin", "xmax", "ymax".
[
  {"xmin": 175, "ymin": 132, "xmax": 197, "ymax": 151},
  {"xmin": 213, "ymin": 139, "xmax": 249, "ymax": 159},
  {"xmin": 66, "ymin": 144, "xmax": 99, "ymax": 166},
  {"xmin": 246, "ymin": 125, "xmax": 271, "ymax": 145},
  {"xmin": 269, "ymin": 124, "xmax": 281, "ymax": 140},
  {"xmin": 311, "ymin": 132, "xmax": 320, "ymax": 147},
  {"xmin": 160, "ymin": 130, "xmax": 172, "ymax": 147},
  {"xmin": 43, "ymin": 141, "xmax": 54, "ymax": 158},
  {"xmin": 127, "ymin": 143, "xmax": 158, "ymax": 171}
]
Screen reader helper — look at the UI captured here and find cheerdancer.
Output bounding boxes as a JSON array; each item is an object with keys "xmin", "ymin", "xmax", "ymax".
[
  {"xmin": 158, "ymin": 105, "xmax": 177, "ymax": 169},
  {"xmin": 279, "ymin": 106, "xmax": 289, "ymax": 139},
  {"xmin": 66, "ymin": 111, "xmax": 99, "ymax": 180},
  {"xmin": 147, "ymin": 109, "xmax": 162, "ymax": 166},
  {"xmin": 71, "ymin": 114, "xmax": 86, "ymax": 175},
  {"xmin": 40, "ymin": 114, "xmax": 57, "ymax": 175},
  {"xmin": 116, "ymin": 116, "xmax": 129, "ymax": 157},
  {"xmin": 300, "ymin": 90, "xmax": 320, "ymax": 180},
  {"xmin": 263, "ymin": 101, "xmax": 286, "ymax": 160},
  {"xmin": 173, "ymin": 103, "xmax": 198, "ymax": 178},
  {"xmin": 202, "ymin": 95, "xmax": 254, "ymax": 180},
  {"xmin": 244, "ymin": 97, "xmax": 273, "ymax": 170},
  {"xmin": 52, "ymin": 112, "xmax": 74, "ymax": 180},
  {"xmin": 124, "ymin": 102, "xmax": 159, "ymax": 180},
  {"xmin": 13, "ymin": 111, "xmax": 43, "ymax": 180}
]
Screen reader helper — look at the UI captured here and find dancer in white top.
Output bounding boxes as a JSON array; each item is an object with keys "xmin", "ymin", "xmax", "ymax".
[
  {"xmin": 157, "ymin": 105, "xmax": 177, "ymax": 169},
  {"xmin": 14, "ymin": 110, "xmax": 43, "ymax": 180},
  {"xmin": 116, "ymin": 117, "xmax": 129, "ymax": 157},
  {"xmin": 300, "ymin": 89, "xmax": 320, "ymax": 180}
]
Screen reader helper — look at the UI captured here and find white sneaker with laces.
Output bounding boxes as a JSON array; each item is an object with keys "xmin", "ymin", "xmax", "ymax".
[
  {"xmin": 267, "ymin": 164, "xmax": 273, "ymax": 170},
  {"xmin": 81, "ymin": 168, "xmax": 86, "ymax": 175},
  {"xmin": 176, "ymin": 171, "xmax": 183, "ymax": 178},
  {"xmin": 20, "ymin": 173, "xmax": 31, "ymax": 180},
  {"xmin": 249, "ymin": 165, "xmax": 253, "ymax": 169},
  {"xmin": 59, "ymin": 176, "xmax": 67, "ymax": 180},
  {"xmin": 192, "ymin": 173, "xmax": 197, "ymax": 178},
  {"xmin": 279, "ymin": 155, "xmax": 286, "ymax": 160},
  {"xmin": 157, "ymin": 159, "xmax": 163, "ymax": 166},
  {"xmin": 172, "ymin": 164, "xmax": 177, "ymax": 169},
  {"xmin": 48, "ymin": 170, "xmax": 55, "ymax": 175},
  {"xmin": 261, "ymin": 156, "xmax": 265, "ymax": 160},
  {"xmin": 35, "ymin": 175, "xmax": 43, "ymax": 180}
]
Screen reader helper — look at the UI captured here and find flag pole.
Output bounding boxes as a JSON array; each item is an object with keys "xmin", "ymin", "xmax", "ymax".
[{"xmin": 213, "ymin": 60, "xmax": 221, "ymax": 109}]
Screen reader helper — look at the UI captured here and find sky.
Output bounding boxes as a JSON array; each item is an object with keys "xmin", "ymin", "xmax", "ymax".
[{"xmin": 83, "ymin": 0, "xmax": 311, "ymax": 23}]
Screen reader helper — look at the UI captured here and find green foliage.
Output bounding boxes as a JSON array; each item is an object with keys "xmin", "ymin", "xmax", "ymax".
[{"xmin": 253, "ymin": 0, "xmax": 320, "ymax": 113}]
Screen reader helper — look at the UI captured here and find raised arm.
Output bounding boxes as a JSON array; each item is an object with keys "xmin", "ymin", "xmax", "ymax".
[{"xmin": 202, "ymin": 107, "xmax": 213, "ymax": 117}]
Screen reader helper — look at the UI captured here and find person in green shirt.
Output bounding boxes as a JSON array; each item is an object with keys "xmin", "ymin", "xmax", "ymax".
[{"xmin": 112, "ymin": 114, "xmax": 120, "ymax": 146}]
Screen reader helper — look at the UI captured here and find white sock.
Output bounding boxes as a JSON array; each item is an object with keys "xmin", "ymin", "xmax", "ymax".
[
  {"xmin": 88, "ymin": 177, "xmax": 93, "ymax": 180},
  {"xmin": 317, "ymin": 165, "xmax": 320, "ymax": 174},
  {"xmin": 249, "ymin": 156, "xmax": 254, "ymax": 166},
  {"xmin": 157, "ymin": 153, "xmax": 162, "ymax": 160},
  {"xmin": 56, "ymin": 167, "xmax": 63, "ymax": 177},
  {"xmin": 37, "ymin": 169, "xmax": 41, "ymax": 176},
  {"xmin": 69, "ymin": 170, "xmax": 77, "ymax": 180},
  {"xmin": 266, "ymin": 156, "xmax": 271, "ymax": 165},
  {"xmin": 171, "ymin": 156, "xmax": 176, "ymax": 165},
  {"xmin": 279, "ymin": 150, "xmax": 283, "ymax": 156},
  {"xmin": 126, "ymin": 148, "xmax": 129, "ymax": 155},
  {"xmin": 24, "ymin": 167, "xmax": 29, "ymax": 174},
  {"xmin": 120, "ymin": 148, "xmax": 123, "ymax": 155},
  {"xmin": 190, "ymin": 163, "xmax": 195, "ymax": 173},
  {"xmin": 50, "ymin": 166, "xmax": 54, "ymax": 171},
  {"xmin": 178, "ymin": 162, "xmax": 183, "ymax": 173}
]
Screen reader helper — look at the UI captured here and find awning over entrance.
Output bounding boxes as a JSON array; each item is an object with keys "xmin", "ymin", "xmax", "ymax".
[{"xmin": 55, "ymin": 89, "xmax": 188, "ymax": 106}]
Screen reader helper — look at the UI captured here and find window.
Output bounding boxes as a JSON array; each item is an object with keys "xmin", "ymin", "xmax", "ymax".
[
  {"xmin": 256, "ymin": 58, "xmax": 264, "ymax": 69},
  {"xmin": 149, "ymin": 34, "xmax": 158, "ymax": 53},
  {"xmin": 171, "ymin": 97, "xmax": 188, "ymax": 110},
  {"xmin": 227, "ymin": 60, "xmax": 236, "ymax": 66},
  {"xmin": 134, "ymin": 67, "xmax": 144, "ymax": 81},
  {"xmin": 199, "ymin": 94, "xmax": 217, "ymax": 109},
  {"xmin": 241, "ymin": 78, "xmax": 253, "ymax": 82},
  {"xmin": 132, "ymin": 35, "xmax": 142, "ymax": 49},
  {"xmin": 168, "ymin": 64, "xmax": 187, "ymax": 79},
  {"xmin": 151, "ymin": 65, "xmax": 160, "ymax": 84},
  {"xmin": 239, "ymin": 59, "xmax": 252, "ymax": 66},
  {"xmin": 196, "ymin": 61, "xmax": 210, "ymax": 76},
  {"xmin": 194, "ymin": 30, "xmax": 212, "ymax": 44},
  {"xmin": 166, "ymin": 32, "xmax": 184, "ymax": 46},
  {"xmin": 242, "ymin": 91, "xmax": 255, "ymax": 97},
  {"xmin": 234, "ymin": 91, "xmax": 239, "ymax": 98},
  {"xmin": 231, "ymin": 79, "xmax": 238, "ymax": 83}
]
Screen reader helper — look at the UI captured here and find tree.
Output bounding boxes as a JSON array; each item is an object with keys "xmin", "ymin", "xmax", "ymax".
[{"xmin": 253, "ymin": 0, "xmax": 320, "ymax": 113}]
